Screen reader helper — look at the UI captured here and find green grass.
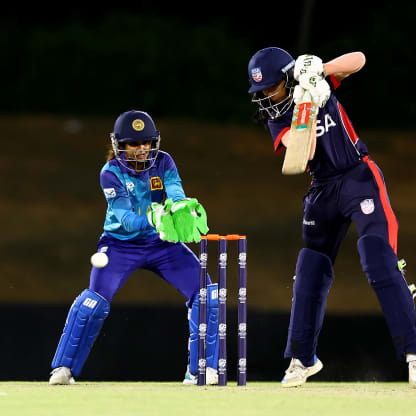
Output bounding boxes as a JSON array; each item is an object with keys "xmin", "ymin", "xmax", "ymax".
[{"xmin": 0, "ymin": 382, "xmax": 415, "ymax": 416}]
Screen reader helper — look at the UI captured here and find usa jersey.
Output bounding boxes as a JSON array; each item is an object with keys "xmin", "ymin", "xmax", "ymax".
[
  {"xmin": 99, "ymin": 151, "xmax": 186, "ymax": 240},
  {"xmin": 268, "ymin": 75, "xmax": 369, "ymax": 180}
]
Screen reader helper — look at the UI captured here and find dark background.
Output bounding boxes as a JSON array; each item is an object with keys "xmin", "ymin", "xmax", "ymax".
[{"xmin": 1, "ymin": 1, "xmax": 416, "ymax": 382}]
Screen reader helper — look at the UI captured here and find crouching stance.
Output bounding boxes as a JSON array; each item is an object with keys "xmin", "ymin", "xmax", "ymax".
[
  {"xmin": 49, "ymin": 110, "xmax": 217, "ymax": 385},
  {"xmin": 247, "ymin": 48, "xmax": 416, "ymax": 387}
]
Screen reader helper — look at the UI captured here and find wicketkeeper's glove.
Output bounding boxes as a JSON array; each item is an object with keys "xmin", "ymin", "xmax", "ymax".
[
  {"xmin": 171, "ymin": 198, "xmax": 209, "ymax": 243},
  {"xmin": 147, "ymin": 199, "xmax": 179, "ymax": 243}
]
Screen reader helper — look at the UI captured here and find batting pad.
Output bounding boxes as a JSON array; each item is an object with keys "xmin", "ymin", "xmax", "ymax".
[
  {"xmin": 358, "ymin": 233, "xmax": 416, "ymax": 357},
  {"xmin": 188, "ymin": 283, "xmax": 219, "ymax": 375},
  {"xmin": 284, "ymin": 248, "xmax": 334, "ymax": 366},
  {"xmin": 51, "ymin": 289, "xmax": 110, "ymax": 377}
]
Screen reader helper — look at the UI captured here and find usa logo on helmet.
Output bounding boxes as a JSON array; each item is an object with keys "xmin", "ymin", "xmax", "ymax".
[{"xmin": 251, "ymin": 67, "xmax": 262, "ymax": 82}]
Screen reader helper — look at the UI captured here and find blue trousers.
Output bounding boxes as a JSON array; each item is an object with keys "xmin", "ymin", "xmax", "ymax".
[
  {"xmin": 285, "ymin": 158, "xmax": 416, "ymax": 364},
  {"xmin": 89, "ymin": 234, "xmax": 208, "ymax": 303},
  {"xmin": 302, "ymin": 158, "xmax": 398, "ymax": 261}
]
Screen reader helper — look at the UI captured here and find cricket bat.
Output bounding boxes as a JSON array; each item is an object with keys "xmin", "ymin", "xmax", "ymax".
[{"xmin": 282, "ymin": 90, "xmax": 318, "ymax": 175}]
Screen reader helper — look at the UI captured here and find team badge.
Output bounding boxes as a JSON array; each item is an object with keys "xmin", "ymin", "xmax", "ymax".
[
  {"xmin": 150, "ymin": 176, "xmax": 163, "ymax": 190},
  {"xmin": 360, "ymin": 199, "xmax": 375, "ymax": 215},
  {"xmin": 251, "ymin": 67, "xmax": 262, "ymax": 82},
  {"xmin": 132, "ymin": 119, "xmax": 145, "ymax": 131}
]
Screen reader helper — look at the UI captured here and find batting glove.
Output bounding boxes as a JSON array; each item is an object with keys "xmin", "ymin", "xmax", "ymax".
[
  {"xmin": 293, "ymin": 85, "xmax": 306, "ymax": 105},
  {"xmin": 294, "ymin": 54, "xmax": 324, "ymax": 81},
  {"xmin": 298, "ymin": 73, "xmax": 331, "ymax": 108}
]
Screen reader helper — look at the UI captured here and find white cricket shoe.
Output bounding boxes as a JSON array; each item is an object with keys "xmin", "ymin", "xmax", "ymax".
[
  {"xmin": 281, "ymin": 356, "xmax": 323, "ymax": 388},
  {"xmin": 49, "ymin": 367, "xmax": 75, "ymax": 385},
  {"xmin": 182, "ymin": 365, "xmax": 218, "ymax": 385},
  {"xmin": 409, "ymin": 360, "xmax": 416, "ymax": 388}
]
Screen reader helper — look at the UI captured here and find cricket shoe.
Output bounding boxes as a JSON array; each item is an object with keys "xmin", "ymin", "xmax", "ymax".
[
  {"xmin": 182, "ymin": 365, "xmax": 218, "ymax": 385},
  {"xmin": 49, "ymin": 366, "xmax": 75, "ymax": 385},
  {"xmin": 281, "ymin": 356, "xmax": 323, "ymax": 388},
  {"xmin": 409, "ymin": 360, "xmax": 416, "ymax": 388}
]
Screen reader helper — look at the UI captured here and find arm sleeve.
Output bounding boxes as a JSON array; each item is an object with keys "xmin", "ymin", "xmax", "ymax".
[
  {"xmin": 162, "ymin": 155, "xmax": 186, "ymax": 202},
  {"xmin": 100, "ymin": 170, "xmax": 149, "ymax": 232},
  {"xmin": 268, "ymin": 112, "xmax": 292, "ymax": 154}
]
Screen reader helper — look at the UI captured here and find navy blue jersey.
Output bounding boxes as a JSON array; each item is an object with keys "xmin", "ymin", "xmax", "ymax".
[{"xmin": 268, "ymin": 75, "xmax": 369, "ymax": 180}]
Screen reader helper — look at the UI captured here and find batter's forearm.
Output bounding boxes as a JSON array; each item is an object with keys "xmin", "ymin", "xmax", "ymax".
[{"xmin": 323, "ymin": 52, "xmax": 366, "ymax": 81}]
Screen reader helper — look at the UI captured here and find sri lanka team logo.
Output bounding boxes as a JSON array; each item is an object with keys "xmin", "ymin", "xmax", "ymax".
[
  {"xmin": 150, "ymin": 176, "xmax": 163, "ymax": 190},
  {"xmin": 251, "ymin": 67, "xmax": 262, "ymax": 82},
  {"xmin": 132, "ymin": 119, "xmax": 145, "ymax": 131}
]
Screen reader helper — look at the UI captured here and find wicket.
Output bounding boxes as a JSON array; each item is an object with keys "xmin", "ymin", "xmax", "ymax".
[{"xmin": 197, "ymin": 234, "xmax": 247, "ymax": 386}]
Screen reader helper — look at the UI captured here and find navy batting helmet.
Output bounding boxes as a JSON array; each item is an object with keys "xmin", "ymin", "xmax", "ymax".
[
  {"xmin": 248, "ymin": 47, "xmax": 296, "ymax": 119},
  {"xmin": 110, "ymin": 110, "xmax": 161, "ymax": 172}
]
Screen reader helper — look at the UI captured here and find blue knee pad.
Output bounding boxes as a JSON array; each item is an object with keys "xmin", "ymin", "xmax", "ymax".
[
  {"xmin": 188, "ymin": 283, "xmax": 219, "ymax": 375},
  {"xmin": 51, "ymin": 289, "xmax": 110, "ymax": 377},
  {"xmin": 285, "ymin": 248, "xmax": 334, "ymax": 366},
  {"xmin": 358, "ymin": 234, "xmax": 416, "ymax": 357}
]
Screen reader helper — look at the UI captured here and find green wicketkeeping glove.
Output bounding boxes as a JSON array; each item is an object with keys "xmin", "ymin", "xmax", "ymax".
[
  {"xmin": 147, "ymin": 199, "xmax": 178, "ymax": 243},
  {"xmin": 171, "ymin": 198, "xmax": 209, "ymax": 243},
  {"xmin": 193, "ymin": 201, "xmax": 209, "ymax": 235}
]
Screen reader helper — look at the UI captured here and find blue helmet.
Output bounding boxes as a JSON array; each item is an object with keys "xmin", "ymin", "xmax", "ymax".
[
  {"xmin": 110, "ymin": 110, "xmax": 161, "ymax": 172},
  {"xmin": 248, "ymin": 47, "xmax": 296, "ymax": 119}
]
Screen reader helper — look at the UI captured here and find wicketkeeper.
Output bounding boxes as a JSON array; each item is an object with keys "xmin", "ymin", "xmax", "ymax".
[{"xmin": 49, "ymin": 110, "xmax": 219, "ymax": 385}]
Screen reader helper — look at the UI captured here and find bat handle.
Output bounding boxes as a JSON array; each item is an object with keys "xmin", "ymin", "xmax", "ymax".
[{"xmin": 302, "ymin": 90, "xmax": 312, "ymax": 103}]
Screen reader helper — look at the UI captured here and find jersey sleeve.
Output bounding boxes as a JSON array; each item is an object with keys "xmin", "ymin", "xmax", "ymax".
[
  {"xmin": 100, "ymin": 170, "xmax": 148, "ymax": 232},
  {"xmin": 328, "ymin": 74, "xmax": 341, "ymax": 91},
  {"xmin": 162, "ymin": 154, "xmax": 186, "ymax": 202},
  {"xmin": 268, "ymin": 111, "xmax": 292, "ymax": 154}
]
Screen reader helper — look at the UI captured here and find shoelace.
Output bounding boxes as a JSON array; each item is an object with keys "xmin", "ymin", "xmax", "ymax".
[{"xmin": 286, "ymin": 359, "xmax": 306, "ymax": 374}]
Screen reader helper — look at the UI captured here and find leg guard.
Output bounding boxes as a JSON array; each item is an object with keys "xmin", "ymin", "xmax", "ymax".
[
  {"xmin": 284, "ymin": 248, "xmax": 334, "ymax": 366},
  {"xmin": 188, "ymin": 284, "xmax": 219, "ymax": 375},
  {"xmin": 358, "ymin": 234, "xmax": 416, "ymax": 357},
  {"xmin": 51, "ymin": 289, "xmax": 110, "ymax": 377}
]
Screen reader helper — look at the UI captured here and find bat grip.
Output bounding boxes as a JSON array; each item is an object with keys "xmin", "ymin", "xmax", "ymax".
[{"xmin": 302, "ymin": 90, "xmax": 312, "ymax": 103}]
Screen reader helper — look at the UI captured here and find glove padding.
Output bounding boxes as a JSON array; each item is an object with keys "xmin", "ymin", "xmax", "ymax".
[
  {"xmin": 171, "ymin": 198, "xmax": 209, "ymax": 243},
  {"xmin": 147, "ymin": 199, "xmax": 179, "ymax": 243},
  {"xmin": 294, "ymin": 54, "xmax": 324, "ymax": 81},
  {"xmin": 294, "ymin": 73, "xmax": 331, "ymax": 108}
]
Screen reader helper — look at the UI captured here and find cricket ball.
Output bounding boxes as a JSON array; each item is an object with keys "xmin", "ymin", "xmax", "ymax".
[{"xmin": 90, "ymin": 252, "xmax": 109, "ymax": 268}]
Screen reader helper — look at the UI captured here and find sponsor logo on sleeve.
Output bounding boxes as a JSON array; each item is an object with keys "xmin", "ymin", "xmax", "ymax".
[{"xmin": 103, "ymin": 188, "xmax": 116, "ymax": 198}]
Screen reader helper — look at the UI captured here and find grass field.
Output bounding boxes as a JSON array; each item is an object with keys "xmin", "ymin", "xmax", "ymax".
[{"xmin": 0, "ymin": 382, "xmax": 415, "ymax": 416}]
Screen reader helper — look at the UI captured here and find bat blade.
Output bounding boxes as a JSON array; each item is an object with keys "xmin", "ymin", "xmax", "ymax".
[{"xmin": 282, "ymin": 91, "xmax": 318, "ymax": 175}]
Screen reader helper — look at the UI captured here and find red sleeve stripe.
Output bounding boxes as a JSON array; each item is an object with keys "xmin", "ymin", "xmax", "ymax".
[
  {"xmin": 363, "ymin": 156, "xmax": 399, "ymax": 253},
  {"xmin": 330, "ymin": 74, "xmax": 341, "ymax": 90},
  {"xmin": 337, "ymin": 102, "xmax": 360, "ymax": 151},
  {"xmin": 274, "ymin": 127, "xmax": 289, "ymax": 153}
]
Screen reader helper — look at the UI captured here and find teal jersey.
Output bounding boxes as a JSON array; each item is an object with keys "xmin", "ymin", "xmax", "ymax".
[{"xmin": 99, "ymin": 151, "xmax": 186, "ymax": 240}]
